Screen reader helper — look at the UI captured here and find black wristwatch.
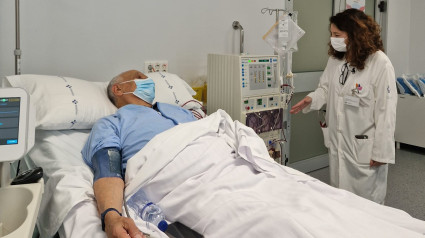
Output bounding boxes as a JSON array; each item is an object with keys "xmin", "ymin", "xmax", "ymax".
[{"xmin": 101, "ymin": 208, "xmax": 122, "ymax": 231}]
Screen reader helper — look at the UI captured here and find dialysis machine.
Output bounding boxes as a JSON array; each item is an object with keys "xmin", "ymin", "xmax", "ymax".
[{"xmin": 207, "ymin": 54, "xmax": 287, "ymax": 164}]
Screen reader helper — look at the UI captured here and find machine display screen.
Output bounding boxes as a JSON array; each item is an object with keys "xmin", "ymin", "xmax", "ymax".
[{"xmin": 0, "ymin": 97, "xmax": 21, "ymax": 145}]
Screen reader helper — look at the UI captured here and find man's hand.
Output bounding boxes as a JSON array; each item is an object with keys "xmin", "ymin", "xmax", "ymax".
[
  {"xmin": 370, "ymin": 160, "xmax": 386, "ymax": 167},
  {"xmin": 105, "ymin": 212, "xmax": 145, "ymax": 238},
  {"xmin": 94, "ymin": 178, "xmax": 145, "ymax": 237},
  {"xmin": 290, "ymin": 96, "xmax": 312, "ymax": 114}
]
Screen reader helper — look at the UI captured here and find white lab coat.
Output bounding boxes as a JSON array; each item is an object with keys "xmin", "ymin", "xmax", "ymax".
[{"xmin": 303, "ymin": 51, "xmax": 397, "ymax": 204}]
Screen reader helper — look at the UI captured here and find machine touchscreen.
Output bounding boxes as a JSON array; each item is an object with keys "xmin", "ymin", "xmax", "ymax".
[
  {"xmin": 0, "ymin": 87, "xmax": 33, "ymax": 162},
  {"xmin": 0, "ymin": 97, "xmax": 21, "ymax": 146}
]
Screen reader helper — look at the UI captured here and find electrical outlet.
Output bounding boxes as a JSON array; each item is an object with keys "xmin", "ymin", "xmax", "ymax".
[
  {"xmin": 160, "ymin": 61, "xmax": 168, "ymax": 72},
  {"xmin": 144, "ymin": 60, "xmax": 168, "ymax": 73},
  {"xmin": 144, "ymin": 61, "xmax": 152, "ymax": 73}
]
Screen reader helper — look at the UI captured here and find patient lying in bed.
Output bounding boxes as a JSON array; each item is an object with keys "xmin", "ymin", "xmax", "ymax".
[
  {"xmin": 82, "ymin": 70, "xmax": 197, "ymax": 238},
  {"xmin": 81, "ymin": 69, "xmax": 425, "ymax": 238}
]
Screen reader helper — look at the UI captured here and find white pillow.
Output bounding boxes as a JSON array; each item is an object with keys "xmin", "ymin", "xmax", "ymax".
[
  {"xmin": 148, "ymin": 72, "xmax": 203, "ymax": 110},
  {"xmin": 5, "ymin": 73, "xmax": 206, "ymax": 130},
  {"xmin": 6, "ymin": 75, "xmax": 117, "ymax": 130}
]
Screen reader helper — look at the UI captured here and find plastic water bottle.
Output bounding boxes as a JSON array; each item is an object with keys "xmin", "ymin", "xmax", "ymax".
[{"xmin": 127, "ymin": 189, "xmax": 168, "ymax": 232}]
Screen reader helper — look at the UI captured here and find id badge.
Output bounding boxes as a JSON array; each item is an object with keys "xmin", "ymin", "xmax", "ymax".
[{"xmin": 344, "ymin": 95, "xmax": 360, "ymax": 107}]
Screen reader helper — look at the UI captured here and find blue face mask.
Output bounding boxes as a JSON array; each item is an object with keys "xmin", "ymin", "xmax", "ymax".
[{"xmin": 121, "ymin": 78, "xmax": 155, "ymax": 104}]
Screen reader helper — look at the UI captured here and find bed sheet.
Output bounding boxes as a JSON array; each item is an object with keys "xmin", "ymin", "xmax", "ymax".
[
  {"xmin": 29, "ymin": 129, "xmax": 94, "ymax": 238},
  {"xmin": 125, "ymin": 109, "xmax": 425, "ymax": 238},
  {"xmin": 28, "ymin": 130, "xmax": 168, "ymax": 238}
]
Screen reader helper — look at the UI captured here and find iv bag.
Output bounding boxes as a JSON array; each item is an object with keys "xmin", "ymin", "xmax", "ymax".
[{"xmin": 263, "ymin": 14, "xmax": 305, "ymax": 56}]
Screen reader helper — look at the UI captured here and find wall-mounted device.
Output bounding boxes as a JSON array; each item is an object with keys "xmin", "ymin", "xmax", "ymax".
[{"xmin": 207, "ymin": 54, "xmax": 286, "ymax": 163}]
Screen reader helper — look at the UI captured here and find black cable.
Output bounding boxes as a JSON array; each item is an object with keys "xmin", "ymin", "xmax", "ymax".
[{"xmin": 16, "ymin": 159, "xmax": 21, "ymax": 176}]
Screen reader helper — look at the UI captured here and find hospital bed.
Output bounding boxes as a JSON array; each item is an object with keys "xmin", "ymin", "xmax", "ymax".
[
  {"xmin": 3, "ymin": 73, "xmax": 425, "ymax": 238},
  {"xmin": 3, "ymin": 72, "xmax": 204, "ymax": 238}
]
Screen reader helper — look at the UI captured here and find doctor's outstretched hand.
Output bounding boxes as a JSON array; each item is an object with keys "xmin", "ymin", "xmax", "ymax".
[{"xmin": 290, "ymin": 96, "xmax": 312, "ymax": 114}]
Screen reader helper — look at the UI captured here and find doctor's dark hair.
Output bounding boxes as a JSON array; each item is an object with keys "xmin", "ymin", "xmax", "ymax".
[{"xmin": 328, "ymin": 9, "xmax": 384, "ymax": 70}]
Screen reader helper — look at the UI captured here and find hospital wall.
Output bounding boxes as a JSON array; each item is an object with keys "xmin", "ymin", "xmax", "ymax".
[
  {"xmin": 386, "ymin": 0, "xmax": 410, "ymax": 76},
  {"xmin": 0, "ymin": 0, "xmax": 283, "ymax": 83},
  {"xmin": 387, "ymin": 0, "xmax": 425, "ymax": 76},
  {"xmin": 406, "ymin": 0, "xmax": 425, "ymax": 74},
  {"xmin": 0, "ymin": 1, "xmax": 423, "ymax": 86}
]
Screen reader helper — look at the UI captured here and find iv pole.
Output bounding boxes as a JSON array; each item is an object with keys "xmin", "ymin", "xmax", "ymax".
[
  {"xmin": 13, "ymin": 0, "xmax": 22, "ymax": 178},
  {"xmin": 282, "ymin": 0, "xmax": 294, "ymax": 166},
  {"xmin": 261, "ymin": 8, "xmax": 285, "ymax": 56},
  {"xmin": 15, "ymin": 0, "xmax": 22, "ymax": 75},
  {"xmin": 261, "ymin": 2, "xmax": 294, "ymax": 165},
  {"xmin": 1, "ymin": 0, "xmax": 20, "ymax": 187},
  {"xmin": 0, "ymin": 0, "xmax": 20, "ymax": 183}
]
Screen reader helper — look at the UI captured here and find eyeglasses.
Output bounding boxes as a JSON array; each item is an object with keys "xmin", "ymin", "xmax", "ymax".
[{"xmin": 339, "ymin": 62, "xmax": 349, "ymax": 85}]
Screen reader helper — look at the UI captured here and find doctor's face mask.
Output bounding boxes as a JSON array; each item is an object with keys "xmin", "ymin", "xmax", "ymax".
[
  {"xmin": 331, "ymin": 37, "xmax": 347, "ymax": 52},
  {"xmin": 330, "ymin": 23, "xmax": 348, "ymax": 52},
  {"xmin": 120, "ymin": 78, "xmax": 156, "ymax": 104}
]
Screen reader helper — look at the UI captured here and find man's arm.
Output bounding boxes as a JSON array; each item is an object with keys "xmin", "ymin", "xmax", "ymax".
[
  {"xmin": 82, "ymin": 118, "xmax": 144, "ymax": 237},
  {"xmin": 94, "ymin": 178, "xmax": 144, "ymax": 238},
  {"xmin": 91, "ymin": 148, "xmax": 145, "ymax": 238}
]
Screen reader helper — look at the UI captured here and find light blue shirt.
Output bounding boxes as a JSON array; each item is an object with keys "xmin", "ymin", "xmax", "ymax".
[{"xmin": 82, "ymin": 103, "xmax": 196, "ymax": 173}]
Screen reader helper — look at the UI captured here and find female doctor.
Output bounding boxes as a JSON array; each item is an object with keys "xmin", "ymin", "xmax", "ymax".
[{"xmin": 290, "ymin": 9, "xmax": 397, "ymax": 204}]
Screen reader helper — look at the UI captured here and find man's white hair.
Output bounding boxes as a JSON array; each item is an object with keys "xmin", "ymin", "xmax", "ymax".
[{"xmin": 107, "ymin": 75, "xmax": 121, "ymax": 105}]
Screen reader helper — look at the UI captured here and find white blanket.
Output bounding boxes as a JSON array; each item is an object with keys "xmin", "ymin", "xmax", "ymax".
[
  {"xmin": 125, "ymin": 110, "xmax": 425, "ymax": 238},
  {"xmin": 30, "ymin": 130, "xmax": 168, "ymax": 238}
]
